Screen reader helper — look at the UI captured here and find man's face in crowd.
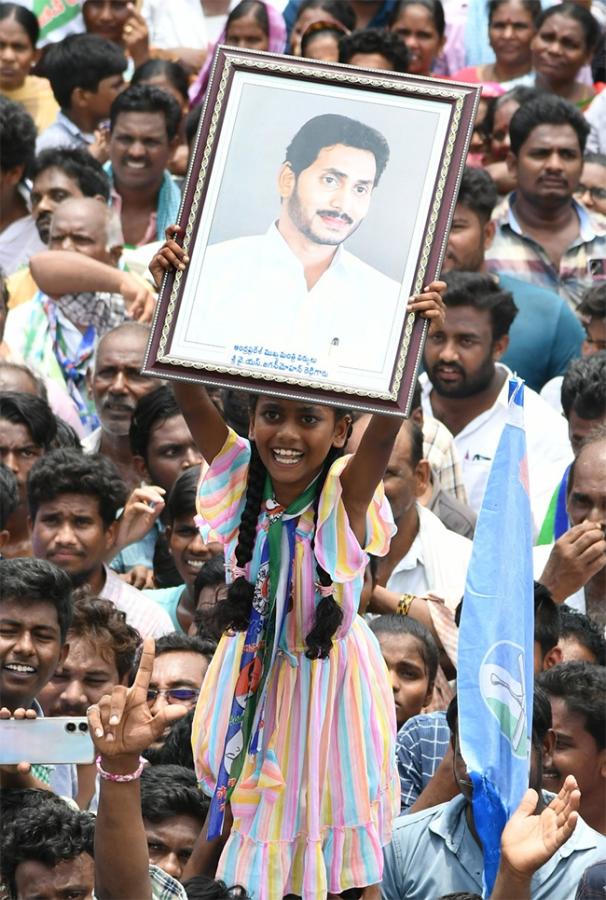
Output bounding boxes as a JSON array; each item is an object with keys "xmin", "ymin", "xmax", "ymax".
[
  {"xmin": 14, "ymin": 853, "xmax": 94, "ymax": 900},
  {"xmin": 581, "ymin": 314, "xmax": 606, "ymax": 356},
  {"xmin": 567, "ymin": 440, "xmax": 606, "ymax": 527},
  {"xmin": 382, "ymin": 423, "xmax": 427, "ymax": 522},
  {"xmin": 88, "ymin": 329, "xmax": 157, "ymax": 438},
  {"xmin": 30, "ymin": 494, "xmax": 117, "ymax": 587},
  {"xmin": 30, "ymin": 167, "xmax": 85, "ymax": 244},
  {"xmin": 144, "ymin": 814, "xmax": 203, "ymax": 883},
  {"xmin": 0, "ymin": 598, "xmax": 67, "ymax": 711},
  {"xmin": 542, "ymin": 696, "xmax": 606, "ymax": 805},
  {"xmin": 568, "ymin": 409, "xmax": 606, "ymax": 456},
  {"xmin": 135, "ymin": 414, "xmax": 203, "ymax": 493},
  {"xmin": 83, "ymin": 0, "xmax": 130, "ymax": 44},
  {"xmin": 147, "ymin": 650, "xmax": 207, "ymax": 748},
  {"xmin": 424, "ymin": 305, "xmax": 507, "ymax": 399},
  {"xmin": 508, "ymin": 123, "xmax": 583, "ymax": 208},
  {"xmin": 442, "ymin": 203, "xmax": 495, "ymax": 273},
  {"xmin": 0, "ymin": 418, "xmax": 44, "ymax": 503},
  {"xmin": 281, "ymin": 143, "xmax": 376, "ymax": 247},
  {"xmin": 109, "ymin": 111, "xmax": 172, "ymax": 191},
  {"xmin": 38, "ymin": 635, "xmax": 123, "ymax": 717},
  {"xmin": 48, "ymin": 198, "xmax": 119, "ymax": 266},
  {"xmin": 575, "ymin": 160, "xmax": 606, "ymax": 216}
]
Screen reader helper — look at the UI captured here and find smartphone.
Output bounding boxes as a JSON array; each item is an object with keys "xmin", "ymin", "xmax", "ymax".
[{"xmin": 0, "ymin": 717, "xmax": 95, "ymax": 765}]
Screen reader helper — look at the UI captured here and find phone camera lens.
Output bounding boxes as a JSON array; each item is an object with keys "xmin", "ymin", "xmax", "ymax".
[
  {"xmin": 79, "ymin": 722, "xmax": 89, "ymax": 732},
  {"xmin": 66, "ymin": 722, "xmax": 76, "ymax": 732}
]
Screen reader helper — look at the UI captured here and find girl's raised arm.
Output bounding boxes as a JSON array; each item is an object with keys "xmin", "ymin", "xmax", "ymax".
[
  {"xmin": 150, "ymin": 227, "xmax": 229, "ymax": 463},
  {"xmin": 340, "ymin": 281, "xmax": 446, "ymax": 545}
]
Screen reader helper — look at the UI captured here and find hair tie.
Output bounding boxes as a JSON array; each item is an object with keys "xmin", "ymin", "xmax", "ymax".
[
  {"xmin": 315, "ymin": 581, "xmax": 334, "ymax": 598},
  {"xmin": 231, "ymin": 564, "xmax": 248, "ymax": 580}
]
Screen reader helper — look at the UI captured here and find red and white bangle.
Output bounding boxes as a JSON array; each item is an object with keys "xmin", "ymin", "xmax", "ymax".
[{"xmin": 96, "ymin": 755, "xmax": 146, "ymax": 782}]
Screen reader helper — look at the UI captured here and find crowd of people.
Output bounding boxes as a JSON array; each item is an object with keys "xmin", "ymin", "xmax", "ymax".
[{"xmin": 0, "ymin": 0, "xmax": 605, "ymax": 898}]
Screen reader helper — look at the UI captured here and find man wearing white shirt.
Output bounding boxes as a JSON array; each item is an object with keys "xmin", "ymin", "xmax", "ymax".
[
  {"xmin": 182, "ymin": 113, "xmax": 401, "ymax": 382},
  {"xmin": 534, "ymin": 428, "xmax": 606, "ymax": 630},
  {"xmin": 420, "ymin": 271, "xmax": 572, "ymax": 532}
]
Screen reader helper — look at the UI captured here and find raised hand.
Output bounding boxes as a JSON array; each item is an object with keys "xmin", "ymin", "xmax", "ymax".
[
  {"xmin": 500, "ymin": 776, "xmax": 580, "ymax": 878},
  {"xmin": 111, "ymin": 484, "xmax": 166, "ymax": 555},
  {"xmin": 407, "ymin": 279, "xmax": 447, "ymax": 328},
  {"xmin": 149, "ymin": 225, "xmax": 189, "ymax": 289},
  {"xmin": 87, "ymin": 638, "xmax": 187, "ymax": 761}
]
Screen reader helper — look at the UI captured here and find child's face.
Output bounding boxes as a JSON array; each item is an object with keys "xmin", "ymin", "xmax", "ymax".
[
  {"xmin": 167, "ymin": 514, "xmax": 222, "ymax": 587},
  {"xmin": 377, "ymin": 632, "xmax": 432, "ymax": 729},
  {"xmin": 249, "ymin": 396, "xmax": 349, "ymax": 505},
  {"xmin": 85, "ymin": 73, "xmax": 125, "ymax": 124}
]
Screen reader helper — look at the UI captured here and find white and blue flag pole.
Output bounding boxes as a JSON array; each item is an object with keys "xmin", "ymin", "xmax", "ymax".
[{"xmin": 458, "ymin": 378, "xmax": 535, "ymax": 897}]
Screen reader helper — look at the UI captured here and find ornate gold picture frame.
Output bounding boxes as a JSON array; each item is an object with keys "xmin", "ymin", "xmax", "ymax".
[{"xmin": 143, "ymin": 48, "xmax": 480, "ymax": 415}]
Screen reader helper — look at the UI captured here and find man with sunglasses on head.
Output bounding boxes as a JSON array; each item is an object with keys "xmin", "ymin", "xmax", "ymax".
[{"xmin": 146, "ymin": 633, "xmax": 211, "ymax": 752}]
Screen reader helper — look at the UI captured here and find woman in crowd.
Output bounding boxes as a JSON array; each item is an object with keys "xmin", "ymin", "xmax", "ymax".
[
  {"xmin": 189, "ymin": 0, "xmax": 287, "ymax": 108},
  {"xmin": 289, "ymin": 0, "xmax": 356, "ymax": 56},
  {"xmin": 81, "ymin": 0, "xmax": 150, "ymax": 73},
  {"xmin": 300, "ymin": 20, "xmax": 349, "ymax": 61},
  {"xmin": 454, "ymin": 0, "xmax": 540, "ymax": 88},
  {"xmin": 387, "ymin": 0, "xmax": 446, "ymax": 78},
  {"xmin": 532, "ymin": 2, "xmax": 602, "ymax": 110},
  {"xmin": 481, "ymin": 84, "xmax": 543, "ymax": 191},
  {"xmin": 0, "ymin": 2, "xmax": 57, "ymax": 131}
]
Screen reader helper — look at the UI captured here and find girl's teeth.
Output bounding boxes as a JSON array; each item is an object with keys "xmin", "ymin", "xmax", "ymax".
[{"xmin": 5, "ymin": 663, "xmax": 35, "ymax": 673}]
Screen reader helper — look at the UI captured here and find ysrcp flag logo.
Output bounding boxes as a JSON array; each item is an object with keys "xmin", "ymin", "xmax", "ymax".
[{"xmin": 479, "ymin": 641, "xmax": 528, "ymax": 759}]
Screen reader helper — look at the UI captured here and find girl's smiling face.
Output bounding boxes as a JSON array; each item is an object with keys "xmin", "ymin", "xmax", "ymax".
[{"xmin": 250, "ymin": 396, "xmax": 350, "ymax": 505}]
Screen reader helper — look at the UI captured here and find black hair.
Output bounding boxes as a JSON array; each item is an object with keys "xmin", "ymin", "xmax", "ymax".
[
  {"xmin": 538, "ymin": 661, "xmax": 606, "ymax": 749},
  {"xmin": 110, "ymin": 83, "xmax": 181, "ymax": 142},
  {"xmin": 132, "ymin": 58, "xmax": 189, "ymax": 104},
  {"xmin": 193, "ymin": 556, "xmax": 226, "ymax": 643},
  {"xmin": 447, "ymin": 686, "xmax": 553, "ymax": 750},
  {"xmin": 166, "ymin": 465, "xmax": 200, "ymax": 524},
  {"xmin": 0, "ymin": 265, "xmax": 7, "ymax": 313},
  {"xmin": 194, "ymin": 554, "xmax": 227, "ymax": 595},
  {"xmin": 405, "ymin": 418, "xmax": 424, "ymax": 469},
  {"xmin": 0, "ymin": 96, "xmax": 36, "ymax": 177},
  {"xmin": 487, "ymin": 0, "xmax": 541, "ymax": 26},
  {"xmin": 0, "ymin": 462, "xmax": 18, "ymax": 531},
  {"xmin": 583, "ymin": 150, "xmax": 606, "ymax": 169},
  {"xmin": 144, "ymin": 708, "xmax": 196, "ymax": 768},
  {"xmin": 285, "ymin": 112, "xmax": 391, "ymax": 186},
  {"xmin": 221, "ymin": 389, "xmax": 251, "ymax": 437},
  {"xmin": 140, "ymin": 764, "xmax": 208, "ymax": 824},
  {"xmin": 339, "ymin": 27, "xmax": 410, "ymax": 73},
  {"xmin": 534, "ymin": 581, "xmax": 560, "ymax": 658},
  {"xmin": 509, "ymin": 95, "xmax": 590, "ymax": 156},
  {"xmin": 182, "ymin": 875, "xmax": 250, "ymax": 899},
  {"xmin": 129, "ymin": 384, "xmax": 181, "ymax": 461},
  {"xmin": 31, "ymin": 146, "xmax": 111, "ymax": 202},
  {"xmin": 154, "ymin": 631, "xmax": 215, "ymax": 659},
  {"xmin": 0, "ymin": 3, "xmax": 39, "ymax": 47},
  {"xmin": 559, "ymin": 604, "xmax": 606, "ymax": 666},
  {"xmin": 227, "ymin": 0, "xmax": 270, "ymax": 35},
  {"xmin": 185, "ymin": 104, "xmax": 204, "ymax": 148},
  {"xmin": 52, "ymin": 418, "xmax": 84, "ymax": 451},
  {"xmin": 70, "ymin": 591, "xmax": 141, "ymax": 680},
  {"xmin": 295, "ymin": 0, "xmax": 356, "ymax": 32},
  {"xmin": 38, "ymin": 33, "xmax": 126, "ymax": 109},
  {"xmin": 27, "ymin": 449, "xmax": 126, "ymax": 528},
  {"xmin": 441, "ymin": 271, "xmax": 518, "ymax": 341},
  {"xmin": 456, "ymin": 166, "xmax": 498, "ymax": 224},
  {"xmin": 561, "ymin": 352, "xmax": 606, "ymax": 421},
  {"xmin": 216, "ymin": 401, "xmax": 352, "ymax": 659},
  {"xmin": 0, "ymin": 391, "xmax": 57, "ymax": 450},
  {"xmin": 301, "ymin": 22, "xmax": 347, "ymax": 57},
  {"xmin": 369, "ymin": 614, "xmax": 439, "ymax": 686},
  {"xmin": 578, "ymin": 282, "xmax": 606, "ymax": 321},
  {"xmin": 481, "ymin": 85, "xmax": 545, "ymax": 140},
  {"xmin": 536, "ymin": 1, "xmax": 601, "ymax": 54},
  {"xmin": 388, "ymin": 0, "xmax": 446, "ymax": 38},
  {"xmin": 0, "ymin": 558, "xmax": 73, "ymax": 642},
  {"xmin": 1, "ymin": 798, "xmax": 94, "ymax": 896}
]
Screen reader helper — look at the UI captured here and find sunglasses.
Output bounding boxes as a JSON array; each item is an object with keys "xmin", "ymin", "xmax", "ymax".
[{"xmin": 146, "ymin": 687, "xmax": 199, "ymax": 703}]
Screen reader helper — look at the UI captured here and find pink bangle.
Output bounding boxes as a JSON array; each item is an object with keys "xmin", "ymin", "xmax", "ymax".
[{"xmin": 96, "ymin": 755, "xmax": 146, "ymax": 782}]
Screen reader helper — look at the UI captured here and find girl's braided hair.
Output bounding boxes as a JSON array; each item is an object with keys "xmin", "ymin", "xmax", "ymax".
[{"xmin": 215, "ymin": 402, "xmax": 352, "ymax": 659}]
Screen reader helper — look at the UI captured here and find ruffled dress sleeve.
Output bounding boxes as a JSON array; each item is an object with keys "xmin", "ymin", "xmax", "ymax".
[
  {"xmin": 314, "ymin": 455, "xmax": 395, "ymax": 631},
  {"xmin": 196, "ymin": 427, "xmax": 251, "ymax": 546}
]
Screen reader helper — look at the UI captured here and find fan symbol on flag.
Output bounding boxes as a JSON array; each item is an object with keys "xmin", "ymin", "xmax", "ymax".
[{"xmin": 479, "ymin": 642, "xmax": 528, "ymax": 758}]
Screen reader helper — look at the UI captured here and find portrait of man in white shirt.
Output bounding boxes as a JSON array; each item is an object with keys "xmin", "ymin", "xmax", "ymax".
[{"xmin": 180, "ymin": 113, "xmax": 404, "ymax": 386}]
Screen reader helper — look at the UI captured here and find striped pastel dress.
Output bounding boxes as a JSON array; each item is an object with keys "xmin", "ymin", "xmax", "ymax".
[{"xmin": 191, "ymin": 429, "xmax": 400, "ymax": 899}]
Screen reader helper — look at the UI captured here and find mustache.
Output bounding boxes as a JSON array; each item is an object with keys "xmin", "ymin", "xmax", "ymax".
[
  {"xmin": 101, "ymin": 397, "xmax": 135, "ymax": 413},
  {"xmin": 433, "ymin": 362, "xmax": 465, "ymax": 377},
  {"xmin": 317, "ymin": 209, "xmax": 353, "ymax": 225}
]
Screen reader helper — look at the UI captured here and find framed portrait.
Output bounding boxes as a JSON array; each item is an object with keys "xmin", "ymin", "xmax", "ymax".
[{"xmin": 143, "ymin": 48, "xmax": 480, "ymax": 416}]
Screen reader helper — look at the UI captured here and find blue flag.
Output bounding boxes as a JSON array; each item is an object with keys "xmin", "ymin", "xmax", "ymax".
[{"xmin": 458, "ymin": 379, "xmax": 534, "ymax": 897}]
